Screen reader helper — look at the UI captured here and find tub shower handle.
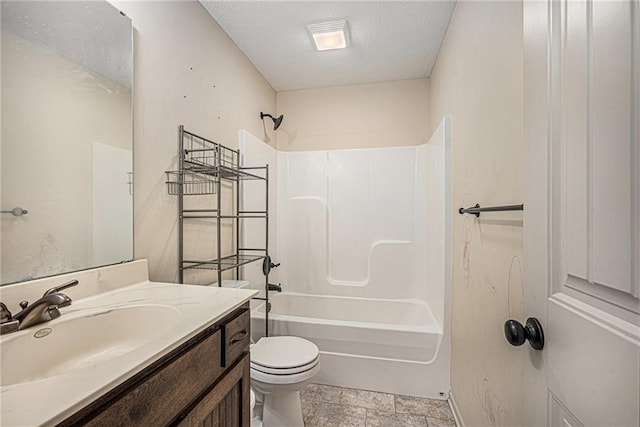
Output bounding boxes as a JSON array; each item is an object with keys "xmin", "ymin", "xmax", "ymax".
[
  {"xmin": 262, "ymin": 256, "xmax": 281, "ymax": 275},
  {"xmin": 504, "ymin": 318, "xmax": 544, "ymax": 350},
  {"xmin": 229, "ymin": 329, "xmax": 248, "ymax": 345}
]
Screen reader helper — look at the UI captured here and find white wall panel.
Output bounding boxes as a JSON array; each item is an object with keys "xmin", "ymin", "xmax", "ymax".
[
  {"xmin": 243, "ymin": 135, "xmax": 448, "ymax": 304},
  {"xmin": 590, "ymin": 0, "xmax": 633, "ymax": 293},
  {"xmin": 560, "ymin": 0, "xmax": 639, "ymax": 305},
  {"xmin": 368, "ymin": 148, "xmax": 416, "ymax": 243},
  {"xmin": 327, "ymin": 150, "xmax": 372, "ymax": 282},
  {"xmin": 563, "ymin": 0, "xmax": 589, "ymax": 281}
]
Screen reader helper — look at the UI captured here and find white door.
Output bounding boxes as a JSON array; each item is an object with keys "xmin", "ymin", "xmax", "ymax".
[{"xmin": 523, "ymin": 0, "xmax": 640, "ymax": 426}]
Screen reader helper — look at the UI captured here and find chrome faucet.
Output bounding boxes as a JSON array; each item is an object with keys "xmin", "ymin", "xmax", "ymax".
[
  {"xmin": 13, "ymin": 292, "xmax": 73, "ymax": 330},
  {"xmin": 0, "ymin": 279, "xmax": 78, "ymax": 334}
]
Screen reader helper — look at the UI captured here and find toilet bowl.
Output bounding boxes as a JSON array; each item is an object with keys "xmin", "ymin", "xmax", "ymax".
[
  {"xmin": 250, "ymin": 389, "xmax": 264, "ymax": 427},
  {"xmin": 250, "ymin": 336, "xmax": 320, "ymax": 427}
]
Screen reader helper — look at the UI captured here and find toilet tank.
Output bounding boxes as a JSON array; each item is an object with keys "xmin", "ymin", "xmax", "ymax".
[{"xmin": 209, "ymin": 280, "xmax": 251, "ymax": 289}]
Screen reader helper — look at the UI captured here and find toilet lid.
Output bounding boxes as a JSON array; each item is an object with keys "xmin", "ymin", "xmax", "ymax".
[
  {"xmin": 250, "ymin": 336, "xmax": 319, "ymax": 370},
  {"xmin": 251, "ymin": 357, "xmax": 319, "ymax": 375}
]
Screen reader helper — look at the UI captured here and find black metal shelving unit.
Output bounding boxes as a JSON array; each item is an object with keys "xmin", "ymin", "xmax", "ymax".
[{"xmin": 167, "ymin": 125, "xmax": 270, "ymax": 336}]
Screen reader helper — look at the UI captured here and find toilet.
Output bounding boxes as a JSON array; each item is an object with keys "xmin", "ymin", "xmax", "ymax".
[
  {"xmin": 250, "ymin": 336, "xmax": 320, "ymax": 427},
  {"xmin": 209, "ymin": 281, "xmax": 320, "ymax": 426}
]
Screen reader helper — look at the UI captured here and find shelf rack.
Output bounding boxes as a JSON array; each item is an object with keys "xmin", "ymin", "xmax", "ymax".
[{"xmin": 166, "ymin": 125, "xmax": 271, "ymax": 336}]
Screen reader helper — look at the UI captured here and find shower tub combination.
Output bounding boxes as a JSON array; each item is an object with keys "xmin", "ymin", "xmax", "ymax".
[
  {"xmin": 254, "ymin": 293, "xmax": 440, "ymax": 362},
  {"xmin": 251, "ymin": 292, "xmax": 449, "ymax": 398},
  {"xmin": 240, "ymin": 118, "xmax": 451, "ymax": 399}
]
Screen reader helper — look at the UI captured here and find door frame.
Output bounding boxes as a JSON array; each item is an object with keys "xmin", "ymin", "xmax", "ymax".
[{"xmin": 523, "ymin": 0, "xmax": 553, "ymax": 424}]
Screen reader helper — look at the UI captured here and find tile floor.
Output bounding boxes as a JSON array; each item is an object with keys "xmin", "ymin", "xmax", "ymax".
[{"xmin": 300, "ymin": 384, "xmax": 457, "ymax": 427}]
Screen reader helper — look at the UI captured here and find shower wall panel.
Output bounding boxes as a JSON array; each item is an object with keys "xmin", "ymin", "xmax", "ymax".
[
  {"xmin": 240, "ymin": 125, "xmax": 449, "ymax": 308},
  {"xmin": 238, "ymin": 130, "xmax": 279, "ymax": 292},
  {"xmin": 278, "ymin": 146, "xmax": 425, "ymax": 301}
]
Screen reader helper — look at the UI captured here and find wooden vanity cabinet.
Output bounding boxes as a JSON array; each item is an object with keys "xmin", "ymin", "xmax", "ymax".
[{"xmin": 58, "ymin": 304, "xmax": 251, "ymax": 427}]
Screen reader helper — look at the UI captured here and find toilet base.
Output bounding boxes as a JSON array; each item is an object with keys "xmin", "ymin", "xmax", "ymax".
[
  {"xmin": 262, "ymin": 391, "xmax": 304, "ymax": 427},
  {"xmin": 250, "ymin": 389, "xmax": 262, "ymax": 427}
]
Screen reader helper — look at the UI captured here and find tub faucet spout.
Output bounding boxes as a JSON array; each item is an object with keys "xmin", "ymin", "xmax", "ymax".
[{"xmin": 268, "ymin": 283, "xmax": 282, "ymax": 292}]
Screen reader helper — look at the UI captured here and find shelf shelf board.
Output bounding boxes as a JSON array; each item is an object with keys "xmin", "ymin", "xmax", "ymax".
[
  {"xmin": 182, "ymin": 161, "xmax": 267, "ymax": 181},
  {"xmin": 181, "ymin": 214, "xmax": 267, "ymax": 220},
  {"xmin": 181, "ymin": 253, "xmax": 266, "ymax": 272}
]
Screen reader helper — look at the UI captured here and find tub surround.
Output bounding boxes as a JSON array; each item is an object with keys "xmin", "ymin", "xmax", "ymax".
[
  {"xmin": 241, "ymin": 117, "xmax": 451, "ymax": 399},
  {"xmin": 0, "ymin": 260, "xmax": 257, "ymax": 426}
]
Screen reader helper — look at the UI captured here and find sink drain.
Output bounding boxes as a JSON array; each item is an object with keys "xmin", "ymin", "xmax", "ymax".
[{"xmin": 34, "ymin": 328, "xmax": 52, "ymax": 338}]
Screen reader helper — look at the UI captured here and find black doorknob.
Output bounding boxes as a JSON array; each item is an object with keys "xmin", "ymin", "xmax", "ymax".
[{"xmin": 504, "ymin": 317, "xmax": 544, "ymax": 350}]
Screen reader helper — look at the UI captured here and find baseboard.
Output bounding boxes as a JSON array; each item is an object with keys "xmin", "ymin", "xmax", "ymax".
[{"xmin": 448, "ymin": 391, "xmax": 465, "ymax": 427}]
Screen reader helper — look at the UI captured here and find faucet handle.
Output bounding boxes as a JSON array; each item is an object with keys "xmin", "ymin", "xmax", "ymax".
[
  {"xmin": 0, "ymin": 303, "xmax": 19, "ymax": 334},
  {"xmin": 43, "ymin": 279, "xmax": 79, "ymax": 297},
  {"xmin": 0, "ymin": 302, "xmax": 12, "ymax": 322},
  {"xmin": 56, "ymin": 294, "xmax": 73, "ymax": 308},
  {"xmin": 46, "ymin": 306, "xmax": 63, "ymax": 320}
]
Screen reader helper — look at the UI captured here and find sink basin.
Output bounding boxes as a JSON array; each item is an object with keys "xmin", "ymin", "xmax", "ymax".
[{"xmin": 0, "ymin": 304, "xmax": 180, "ymax": 387}]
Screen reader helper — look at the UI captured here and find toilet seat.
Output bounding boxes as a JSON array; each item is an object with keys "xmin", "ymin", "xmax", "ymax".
[
  {"xmin": 251, "ymin": 336, "xmax": 319, "ymax": 368},
  {"xmin": 250, "ymin": 336, "xmax": 320, "ymax": 378},
  {"xmin": 251, "ymin": 356, "xmax": 319, "ymax": 375},
  {"xmin": 251, "ymin": 361, "xmax": 321, "ymax": 385}
]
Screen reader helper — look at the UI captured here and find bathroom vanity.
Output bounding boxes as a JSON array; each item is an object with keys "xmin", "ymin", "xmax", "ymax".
[
  {"xmin": 0, "ymin": 260, "xmax": 257, "ymax": 426},
  {"xmin": 59, "ymin": 306, "xmax": 251, "ymax": 426}
]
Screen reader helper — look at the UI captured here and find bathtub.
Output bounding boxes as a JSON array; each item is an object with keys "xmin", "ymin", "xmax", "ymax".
[{"xmin": 251, "ymin": 292, "xmax": 450, "ymax": 398}]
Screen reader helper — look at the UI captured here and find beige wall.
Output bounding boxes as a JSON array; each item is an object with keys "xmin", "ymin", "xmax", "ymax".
[
  {"xmin": 112, "ymin": 1, "xmax": 276, "ymax": 282},
  {"xmin": 428, "ymin": 2, "xmax": 525, "ymax": 426},
  {"xmin": 275, "ymin": 79, "xmax": 429, "ymax": 151}
]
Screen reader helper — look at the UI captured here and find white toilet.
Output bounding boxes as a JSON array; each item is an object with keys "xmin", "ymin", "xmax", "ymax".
[{"xmin": 250, "ymin": 336, "xmax": 320, "ymax": 427}]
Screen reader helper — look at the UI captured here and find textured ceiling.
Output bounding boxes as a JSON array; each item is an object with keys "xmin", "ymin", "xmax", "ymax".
[
  {"xmin": 201, "ymin": 1, "xmax": 456, "ymax": 92},
  {"xmin": 1, "ymin": 1, "xmax": 132, "ymax": 87}
]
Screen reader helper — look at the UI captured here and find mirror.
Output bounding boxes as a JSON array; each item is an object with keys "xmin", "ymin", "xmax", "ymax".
[{"xmin": 1, "ymin": 1, "xmax": 133, "ymax": 285}]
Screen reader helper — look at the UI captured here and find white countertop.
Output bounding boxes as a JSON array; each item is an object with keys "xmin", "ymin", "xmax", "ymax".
[{"xmin": 0, "ymin": 280, "xmax": 258, "ymax": 426}]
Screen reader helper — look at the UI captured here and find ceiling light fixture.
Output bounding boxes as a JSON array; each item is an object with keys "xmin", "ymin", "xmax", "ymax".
[{"xmin": 307, "ymin": 20, "xmax": 350, "ymax": 51}]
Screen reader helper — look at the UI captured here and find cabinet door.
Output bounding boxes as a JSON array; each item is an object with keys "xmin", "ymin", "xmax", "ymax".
[
  {"xmin": 178, "ymin": 353, "xmax": 250, "ymax": 427},
  {"xmin": 59, "ymin": 328, "xmax": 223, "ymax": 427}
]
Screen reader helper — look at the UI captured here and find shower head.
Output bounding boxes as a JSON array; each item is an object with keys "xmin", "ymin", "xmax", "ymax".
[
  {"xmin": 273, "ymin": 114, "xmax": 283, "ymax": 130},
  {"xmin": 260, "ymin": 112, "xmax": 284, "ymax": 131}
]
